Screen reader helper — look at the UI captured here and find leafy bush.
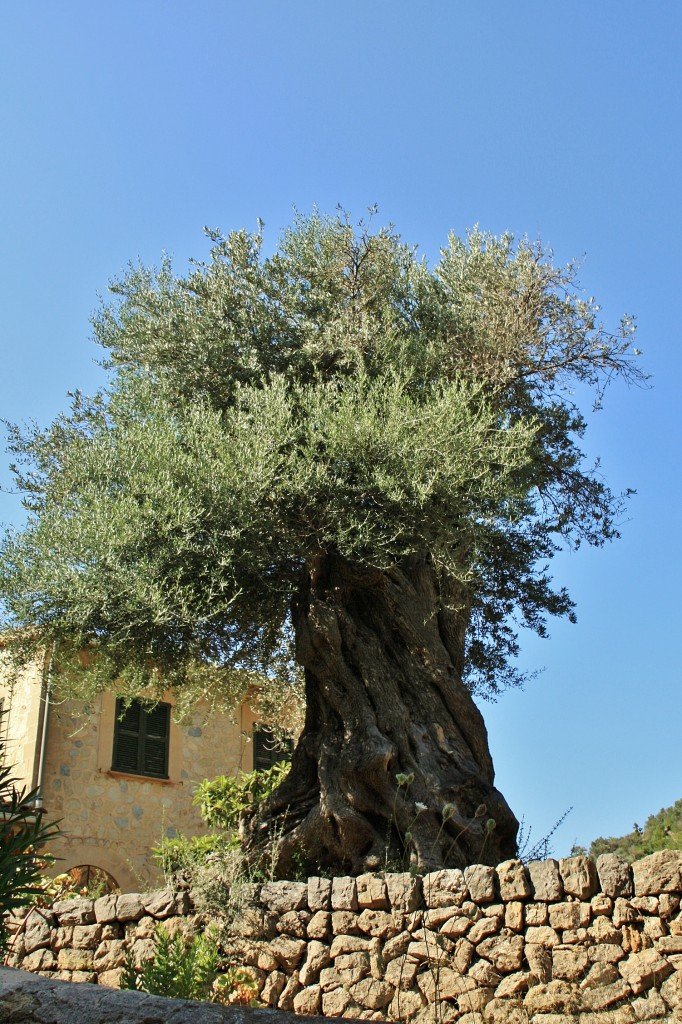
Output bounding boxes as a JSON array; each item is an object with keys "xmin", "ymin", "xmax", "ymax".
[
  {"xmin": 152, "ymin": 831, "xmax": 227, "ymax": 875},
  {"xmin": 0, "ymin": 716, "xmax": 61, "ymax": 953},
  {"xmin": 121, "ymin": 923, "xmax": 219, "ymax": 1000},
  {"xmin": 193, "ymin": 761, "xmax": 290, "ymax": 833}
]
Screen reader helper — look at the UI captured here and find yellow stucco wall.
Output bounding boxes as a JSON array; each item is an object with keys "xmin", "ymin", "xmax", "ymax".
[{"xmin": 1, "ymin": 656, "xmax": 263, "ymax": 892}]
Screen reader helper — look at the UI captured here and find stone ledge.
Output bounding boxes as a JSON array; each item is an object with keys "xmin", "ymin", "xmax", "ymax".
[{"xmin": 0, "ymin": 967, "xmax": 349, "ymax": 1024}]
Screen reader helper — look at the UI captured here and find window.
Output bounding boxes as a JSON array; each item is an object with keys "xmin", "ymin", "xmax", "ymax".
[
  {"xmin": 252, "ymin": 724, "xmax": 293, "ymax": 771},
  {"xmin": 112, "ymin": 698, "xmax": 170, "ymax": 779}
]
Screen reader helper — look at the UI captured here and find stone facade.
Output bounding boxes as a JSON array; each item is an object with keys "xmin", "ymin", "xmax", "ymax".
[
  {"xmin": 0, "ymin": 653, "xmax": 263, "ymax": 891},
  {"xmin": 6, "ymin": 851, "xmax": 682, "ymax": 1022}
]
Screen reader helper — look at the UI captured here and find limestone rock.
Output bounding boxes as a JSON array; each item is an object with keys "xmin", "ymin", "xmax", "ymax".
[
  {"xmin": 93, "ymin": 940, "xmax": 127, "ymax": 972},
  {"xmin": 322, "ymin": 986, "xmax": 353, "ymax": 1016},
  {"xmin": 422, "ymin": 869, "xmax": 467, "ymax": 908},
  {"xmin": 504, "ymin": 902, "xmax": 524, "ymax": 932},
  {"xmin": 269, "ymin": 934, "xmax": 306, "ymax": 970},
  {"xmin": 299, "ymin": 939, "xmax": 331, "ymax": 986},
  {"xmin": 389, "ymin": 987, "xmax": 424, "ymax": 1019},
  {"xmin": 528, "ymin": 859, "xmax": 564, "ymax": 902},
  {"xmin": 357, "ymin": 909, "xmax": 398, "ymax": 938},
  {"xmin": 52, "ymin": 899, "xmax": 96, "ymax": 926},
  {"xmin": 548, "ymin": 901, "xmax": 591, "ymax": 930},
  {"xmin": 330, "ymin": 933, "xmax": 371, "ymax": 956},
  {"xmin": 261, "ymin": 969, "xmax": 287, "ymax": 1007},
  {"xmin": 597, "ymin": 854, "xmax": 634, "ymax": 899},
  {"xmin": 464, "ymin": 864, "xmax": 497, "ymax": 903},
  {"xmin": 356, "ymin": 873, "xmax": 389, "ymax": 910},
  {"xmin": 385, "ymin": 872, "xmax": 422, "ymax": 912},
  {"xmin": 331, "ymin": 910, "xmax": 360, "ymax": 935},
  {"xmin": 523, "ymin": 980, "xmax": 582, "ymax": 1015},
  {"xmin": 494, "ymin": 971, "xmax": 533, "ymax": 998},
  {"xmin": 276, "ymin": 911, "xmax": 307, "ymax": 938},
  {"xmin": 93, "ymin": 894, "xmax": 118, "ymax": 924},
  {"xmin": 260, "ymin": 880, "xmax": 308, "ymax": 914},
  {"xmin": 306, "ymin": 910, "xmax": 331, "ymax": 940},
  {"xmin": 330, "ymin": 875, "xmax": 358, "ymax": 911},
  {"xmin": 21, "ymin": 948, "xmax": 56, "ymax": 972},
  {"xmin": 476, "ymin": 933, "xmax": 525, "ymax": 973},
  {"xmin": 524, "ymin": 925, "xmax": 560, "ymax": 947},
  {"xmin": 580, "ymin": 978, "xmax": 632, "ymax": 1011},
  {"xmin": 559, "ymin": 856, "xmax": 599, "ymax": 900},
  {"xmin": 292, "ymin": 984, "xmax": 321, "ymax": 1015},
  {"xmin": 24, "ymin": 912, "xmax": 53, "ymax": 955},
  {"xmin": 140, "ymin": 888, "xmax": 178, "ymax": 919},
  {"xmin": 115, "ymin": 893, "xmax": 143, "ymax": 922},
  {"xmin": 552, "ymin": 947, "xmax": 589, "ymax": 981},
  {"xmin": 496, "ymin": 860, "xmax": 531, "ymax": 901},
  {"xmin": 525, "ymin": 902, "xmax": 549, "ymax": 926},
  {"xmin": 72, "ymin": 925, "xmax": 102, "ymax": 950},
  {"xmin": 351, "ymin": 977, "xmax": 394, "ymax": 1009},
  {"xmin": 56, "ymin": 948, "xmax": 95, "ymax": 971},
  {"xmin": 632, "ymin": 851, "xmax": 682, "ymax": 897},
  {"xmin": 618, "ymin": 948, "xmax": 674, "ymax": 994}
]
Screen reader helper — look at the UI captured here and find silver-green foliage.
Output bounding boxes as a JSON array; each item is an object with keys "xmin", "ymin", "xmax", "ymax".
[{"xmin": 0, "ymin": 213, "xmax": 643, "ymax": 700}]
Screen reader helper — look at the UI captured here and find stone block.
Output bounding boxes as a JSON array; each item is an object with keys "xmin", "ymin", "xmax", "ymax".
[
  {"xmin": 523, "ymin": 980, "xmax": 581, "ymax": 1015},
  {"xmin": 357, "ymin": 909, "xmax": 398, "ymax": 938},
  {"xmin": 141, "ymin": 888, "xmax": 177, "ymax": 918},
  {"xmin": 351, "ymin": 976, "xmax": 394, "ymax": 1009},
  {"xmin": 24, "ymin": 912, "xmax": 53, "ymax": 954},
  {"xmin": 528, "ymin": 859, "xmax": 563, "ymax": 902},
  {"xmin": 322, "ymin": 986, "xmax": 353, "ymax": 1016},
  {"xmin": 356, "ymin": 873, "xmax": 389, "ymax": 909},
  {"xmin": 94, "ymin": 894, "xmax": 118, "ymax": 924},
  {"xmin": 525, "ymin": 925, "xmax": 560, "ymax": 946},
  {"xmin": 72, "ymin": 924, "xmax": 102, "ymax": 949},
  {"xmin": 548, "ymin": 901, "xmax": 591, "ymax": 930},
  {"xmin": 330, "ymin": 875, "xmax": 358, "ymax": 911},
  {"xmin": 422, "ymin": 868, "xmax": 467, "ymax": 908},
  {"xmin": 261, "ymin": 970, "xmax": 287, "ymax": 1007},
  {"xmin": 94, "ymin": 939, "xmax": 127, "ymax": 972},
  {"xmin": 276, "ymin": 911, "xmax": 307, "ymax": 938},
  {"xmin": 331, "ymin": 910, "xmax": 360, "ymax": 935},
  {"xmin": 619, "ymin": 947, "xmax": 675, "ymax": 994},
  {"xmin": 57, "ymin": 948, "xmax": 95, "ymax": 971},
  {"xmin": 632, "ymin": 851, "xmax": 682, "ymax": 896},
  {"xmin": 21, "ymin": 948, "xmax": 56, "ymax": 972},
  {"xmin": 270, "ymin": 935, "xmax": 306, "ymax": 970},
  {"xmin": 98, "ymin": 968, "xmax": 125, "ymax": 988},
  {"xmin": 330, "ymin": 934, "xmax": 371, "ymax": 956},
  {"xmin": 505, "ymin": 901, "xmax": 524, "ymax": 931},
  {"xmin": 559, "ymin": 855, "xmax": 599, "ymax": 899},
  {"xmin": 468, "ymin": 915, "xmax": 500, "ymax": 944},
  {"xmin": 552, "ymin": 947, "xmax": 589, "ymax": 981},
  {"xmin": 496, "ymin": 859, "xmax": 531, "ymax": 901},
  {"xmin": 464, "ymin": 863, "xmax": 496, "ymax": 903},
  {"xmin": 293, "ymin": 984, "xmax": 321, "ymax": 1015},
  {"xmin": 307, "ymin": 876, "xmax": 331, "ymax": 911},
  {"xmin": 306, "ymin": 910, "xmax": 331, "ymax": 940},
  {"xmin": 525, "ymin": 902, "xmax": 549, "ymax": 926},
  {"xmin": 52, "ymin": 898, "xmax": 95, "ymax": 926},
  {"xmin": 597, "ymin": 853, "xmax": 634, "ymax": 898},
  {"xmin": 298, "ymin": 939, "xmax": 331, "ymax": 986},
  {"xmin": 260, "ymin": 880, "xmax": 308, "ymax": 913},
  {"xmin": 116, "ymin": 893, "xmax": 144, "ymax": 922},
  {"xmin": 476, "ymin": 933, "xmax": 525, "ymax": 973},
  {"xmin": 385, "ymin": 871, "xmax": 422, "ymax": 912}
]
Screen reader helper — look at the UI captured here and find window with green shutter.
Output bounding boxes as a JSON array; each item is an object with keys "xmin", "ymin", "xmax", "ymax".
[
  {"xmin": 112, "ymin": 698, "xmax": 170, "ymax": 779},
  {"xmin": 252, "ymin": 724, "xmax": 293, "ymax": 771}
]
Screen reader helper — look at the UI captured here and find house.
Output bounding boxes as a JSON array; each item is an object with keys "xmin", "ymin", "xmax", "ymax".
[{"xmin": 0, "ymin": 647, "xmax": 292, "ymax": 892}]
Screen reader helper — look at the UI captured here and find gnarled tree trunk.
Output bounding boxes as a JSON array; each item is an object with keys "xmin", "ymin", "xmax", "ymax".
[{"xmin": 245, "ymin": 552, "xmax": 517, "ymax": 876}]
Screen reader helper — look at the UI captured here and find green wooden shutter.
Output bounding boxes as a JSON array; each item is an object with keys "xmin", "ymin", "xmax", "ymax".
[
  {"xmin": 112, "ymin": 699, "xmax": 170, "ymax": 778},
  {"xmin": 253, "ymin": 726, "xmax": 293, "ymax": 770},
  {"xmin": 142, "ymin": 703, "xmax": 170, "ymax": 778}
]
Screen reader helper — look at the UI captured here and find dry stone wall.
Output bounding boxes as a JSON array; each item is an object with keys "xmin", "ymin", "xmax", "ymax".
[{"xmin": 6, "ymin": 851, "xmax": 682, "ymax": 1023}]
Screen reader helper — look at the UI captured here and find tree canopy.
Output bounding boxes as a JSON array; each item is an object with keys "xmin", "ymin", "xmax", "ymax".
[{"xmin": 0, "ymin": 213, "xmax": 641, "ymax": 706}]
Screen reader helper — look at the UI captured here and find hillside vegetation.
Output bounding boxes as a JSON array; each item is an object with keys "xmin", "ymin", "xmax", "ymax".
[{"xmin": 589, "ymin": 798, "xmax": 682, "ymax": 862}]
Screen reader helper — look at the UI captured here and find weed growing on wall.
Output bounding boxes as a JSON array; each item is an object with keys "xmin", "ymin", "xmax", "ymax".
[{"xmin": 121, "ymin": 923, "xmax": 219, "ymax": 1001}]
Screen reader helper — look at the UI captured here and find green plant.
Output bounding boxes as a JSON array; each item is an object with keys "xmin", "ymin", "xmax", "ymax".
[
  {"xmin": 121, "ymin": 923, "xmax": 219, "ymax": 1000},
  {"xmin": 0, "ymin": 715, "xmax": 61, "ymax": 954},
  {"xmin": 152, "ymin": 831, "xmax": 227, "ymax": 875},
  {"xmin": 193, "ymin": 761, "xmax": 290, "ymax": 833}
]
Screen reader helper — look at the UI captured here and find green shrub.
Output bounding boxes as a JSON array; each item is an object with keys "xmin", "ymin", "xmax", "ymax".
[
  {"xmin": 121, "ymin": 923, "xmax": 219, "ymax": 1000},
  {"xmin": 151, "ymin": 830, "xmax": 228, "ymax": 874},
  {"xmin": 193, "ymin": 761, "xmax": 290, "ymax": 833}
]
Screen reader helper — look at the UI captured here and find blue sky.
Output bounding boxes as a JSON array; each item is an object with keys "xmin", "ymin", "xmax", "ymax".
[{"xmin": 1, "ymin": 1, "xmax": 680, "ymax": 855}]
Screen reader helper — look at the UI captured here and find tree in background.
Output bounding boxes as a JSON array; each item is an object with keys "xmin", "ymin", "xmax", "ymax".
[
  {"xmin": 588, "ymin": 799, "xmax": 682, "ymax": 862},
  {"xmin": 0, "ymin": 212, "xmax": 643, "ymax": 875}
]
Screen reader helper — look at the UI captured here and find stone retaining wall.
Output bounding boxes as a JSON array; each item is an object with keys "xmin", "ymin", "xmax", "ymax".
[{"xmin": 6, "ymin": 851, "xmax": 682, "ymax": 1023}]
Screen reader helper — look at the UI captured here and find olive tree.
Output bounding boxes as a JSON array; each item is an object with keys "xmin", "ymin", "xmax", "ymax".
[{"xmin": 0, "ymin": 212, "xmax": 643, "ymax": 875}]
